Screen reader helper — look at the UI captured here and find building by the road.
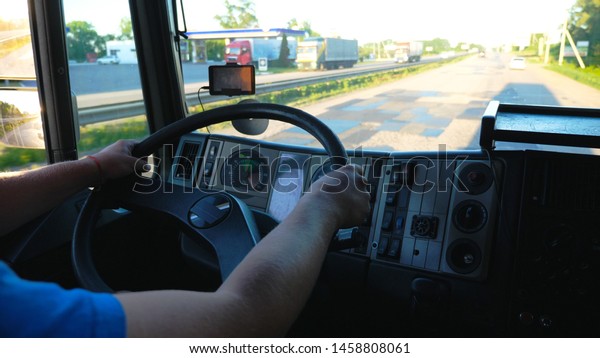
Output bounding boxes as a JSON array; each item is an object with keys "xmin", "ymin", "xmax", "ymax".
[
  {"xmin": 106, "ymin": 40, "xmax": 137, "ymax": 64},
  {"xmin": 184, "ymin": 28, "xmax": 306, "ymax": 63}
]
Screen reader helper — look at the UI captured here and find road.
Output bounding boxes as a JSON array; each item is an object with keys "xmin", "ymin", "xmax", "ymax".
[
  {"xmin": 0, "ymin": 30, "xmax": 30, "ymax": 43},
  {"xmin": 3, "ymin": 43, "xmax": 600, "ymax": 153},
  {"xmin": 221, "ymin": 52, "xmax": 600, "ymax": 152},
  {"xmin": 71, "ymin": 58, "xmax": 434, "ymax": 95},
  {"xmin": 71, "ymin": 59, "xmax": 424, "ymax": 108},
  {"xmin": 0, "ymin": 31, "xmax": 34, "ymax": 78}
]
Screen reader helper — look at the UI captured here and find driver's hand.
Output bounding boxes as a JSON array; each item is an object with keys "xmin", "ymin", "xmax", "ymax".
[
  {"xmin": 87, "ymin": 139, "xmax": 142, "ymax": 182},
  {"xmin": 303, "ymin": 164, "xmax": 371, "ymax": 228}
]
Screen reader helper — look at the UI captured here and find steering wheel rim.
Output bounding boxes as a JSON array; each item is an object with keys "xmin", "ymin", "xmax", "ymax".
[{"xmin": 72, "ymin": 102, "xmax": 348, "ymax": 293}]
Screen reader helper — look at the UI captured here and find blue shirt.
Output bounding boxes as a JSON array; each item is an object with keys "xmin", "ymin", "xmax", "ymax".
[{"xmin": 0, "ymin": 261, "xmax": 126, "ymax": 337}]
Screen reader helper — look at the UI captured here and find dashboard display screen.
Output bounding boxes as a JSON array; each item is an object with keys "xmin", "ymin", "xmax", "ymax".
[{"xmin": 267, "ymin": 152, "xmax": 310, "ymax": 222}]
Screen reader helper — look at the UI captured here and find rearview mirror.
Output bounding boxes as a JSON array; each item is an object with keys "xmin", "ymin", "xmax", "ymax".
[{"xmin": 0, "ymin": 88, "xmax": 45, "ymax": 149}]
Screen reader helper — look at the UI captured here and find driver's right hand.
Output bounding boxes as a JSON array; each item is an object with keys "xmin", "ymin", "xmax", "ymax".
[{"xmin": 303, "ymin": 164, "xmax": 371, "ymax": 229}]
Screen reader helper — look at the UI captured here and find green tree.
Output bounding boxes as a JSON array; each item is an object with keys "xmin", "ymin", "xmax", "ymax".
[
  {"xmin": 287, "ymin": 18, "xmax": 299, "ymax": 29},
  {"xmin": 424, "ymin": 38, "xmax": 451, "ymax": 54},
  {"xmin": 66, "ymin": 21, "xmax": 103, "ymax": 62},
  {"xmin": 119, "ymin": 17, "xmax": 133, "ymax": 40},
  {"xmin": 277, "ymin": 34, "xmax": 291, "ymax": 67},
  {"xmin": 568, "ymin": 0, "xmax": 600, "ymax": 65},
  {"xmin": 287, "ymin": 18, "xmax": 319, "ymax": 37},
  {"xmin": 301, "ymin": 21, "xmax": 320, "ymax": 37},
  {"xmin": 206, "ymin": 39, "xmax": 225, "ymax": 60},
  {"xmin": 215, "ymin": 0, "xmax": 259, "ymax": 29}
]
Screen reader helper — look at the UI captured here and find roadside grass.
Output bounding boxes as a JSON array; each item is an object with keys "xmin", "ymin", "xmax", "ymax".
[
  {"xmin": 0, "ymin": 146, "xmax": 46, "ymax": 170},
  {"xmin": 0, "ymin": 117, "xmax": 149, "ymax": 170},
  {"xmin": 77, "ymin": 116, "xmax": 149, "ymax": 154},
  {"xmin": 0, "ymin": 56, "xmax": 468, "ymax": 170},
  {"xmin": 545, "ymin": 62, "xmax": 600, "ymax": 91},
  {"xmin": 0, "ymin": 36, "xmax": 31, "ymax": 60}
]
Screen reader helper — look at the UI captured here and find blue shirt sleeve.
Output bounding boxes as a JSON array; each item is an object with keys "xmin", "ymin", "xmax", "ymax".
[{"xmin": 0, "ymin": 261, "xmax": 126, "ymax": 337}]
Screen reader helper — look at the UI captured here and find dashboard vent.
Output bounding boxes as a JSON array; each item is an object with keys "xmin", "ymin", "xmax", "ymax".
[
  {"xmin": 175, "ymin": 142, "xmax": 201, "ymax": 180},
  {"xmin": 540, "ymin": 159, "xmax": 600, "ymax": 211}
]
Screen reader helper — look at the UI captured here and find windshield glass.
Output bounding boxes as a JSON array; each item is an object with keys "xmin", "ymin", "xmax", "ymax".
[{"xmin": 180, "ymin": 0, "xmax": 599, "ymax": 153}]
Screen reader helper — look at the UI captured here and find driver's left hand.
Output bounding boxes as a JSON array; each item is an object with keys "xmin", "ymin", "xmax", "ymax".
[{"xmin": 87, "ymin": 139, "xmax": 142, "ymax": 183}]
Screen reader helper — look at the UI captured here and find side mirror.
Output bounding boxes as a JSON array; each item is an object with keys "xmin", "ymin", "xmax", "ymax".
[{"xmin": 0, "ymin": 87, "xmax": 45, "ymax": 149}]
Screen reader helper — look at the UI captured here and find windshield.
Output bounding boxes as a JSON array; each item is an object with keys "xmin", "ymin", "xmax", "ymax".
[
  {"xmin": 179, "ymin": 0, "xmax": 600, "ymax": 153},
  {"xmin": 1, "ymin": 0, "xmax": 597, "ymax": 167}
]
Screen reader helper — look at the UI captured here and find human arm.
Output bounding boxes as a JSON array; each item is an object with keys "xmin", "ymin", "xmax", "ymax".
[
  {"xmin": 0, "ymin": 139, "xmax": 140, "ymax": 236},
  {"xmin": 116, "ymin": 164, "xmax": 371, "ymax": 337}
]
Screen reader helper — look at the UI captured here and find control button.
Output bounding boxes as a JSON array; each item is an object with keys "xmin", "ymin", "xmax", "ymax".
[
  {"xmin": 208, "ymin": 143, "xmax": 219, "ymax": 158},
  {"xmin": 377, "ymin": 235, "xmax": 390, "ymax": 255},
  {"xmin": 458, "ymin": 163, "xmax": 493, "ymax": 195},
  {"xmin": 393, "ymin": 216, "xmax": 404, "ymax": 235},
  {"xmin": 453, "ymin": 200, "xmax": 487, "ymax": 233},
  {"xmin": 410, "ymin": 215, "xmax": 438, "ymax": 238},
  {"xmin": 387, "ymin": 239, "xmax": 401, "ymax": 258},
  {"xmin": 203, "ymin": 162, "xmax": 214, "ymax": 176},
  {"xmin": 381, "ymin": 211, "xmax": 394, "ymax": 231},
  {"xmin": 445, "ymin": 238, "xmax": 482, "ymax": 274},
  {"xmin": 467, "ymin": 171, "xmax": 485, "ymax": 185},
  {"xmin": 385, "ymin": 192, "xmax": 397, "ymax": 206},
  {"xmin": 329, "ymin": 227, "xmax": 364, "ymax": 251}
]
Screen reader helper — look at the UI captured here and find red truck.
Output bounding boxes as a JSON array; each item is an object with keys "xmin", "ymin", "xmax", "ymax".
[{"xmin": 225, "ymin": 38, "xmax": 297, "ymax": 66}]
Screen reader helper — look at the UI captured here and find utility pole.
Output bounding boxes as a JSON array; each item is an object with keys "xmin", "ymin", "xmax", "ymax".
[
  {"xmin": 559, "ymin": 17, "xmax": 586, "ymax": 68},
  {"xmin": 559, "ymin": 19, "xmax": 567, "ymax": 65},
  {"xmin": 544, "ymin": 34, "xmax": 551, "ymax": 65}
]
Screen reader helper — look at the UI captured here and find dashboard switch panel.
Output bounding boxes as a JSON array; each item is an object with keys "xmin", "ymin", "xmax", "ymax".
[{"xmin": 373, "ymin": 158, "xmax": 498, "ymax": 281}]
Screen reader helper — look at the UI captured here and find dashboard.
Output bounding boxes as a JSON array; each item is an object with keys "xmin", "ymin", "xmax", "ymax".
[
  {"xmin": 166, "ymin": 110, "xmax": 600, "ymax": 337},
  {"xmin": 169, "ymin": 132, "xmax": 511, "ymax": 335},
  {"xmin": 171, "ymin": 133, "xmax": 499, "ymax": 280}
]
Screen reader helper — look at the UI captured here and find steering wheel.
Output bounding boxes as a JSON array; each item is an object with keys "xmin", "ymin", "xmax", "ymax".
[{"xmin": 72, "ymin": 102, "xmax": 347, "ymax": 293}]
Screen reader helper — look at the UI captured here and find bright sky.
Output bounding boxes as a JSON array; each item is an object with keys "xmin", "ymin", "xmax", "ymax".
[{"xmin": 24, "ymin": 0, "xmax": 577, "ymax": 47}]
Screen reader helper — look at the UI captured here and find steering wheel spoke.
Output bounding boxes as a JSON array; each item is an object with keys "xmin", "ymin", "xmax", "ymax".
[
  {"xmin": 134, "ymin": 184, "xmax": 263, "ymax": 281},
  {"xmin": 190, "ymin": 193, "xmax": 260, "ymax": 280},
  {"xmin": 118, "ymin": 178, "xmax": 260, "ymax": 280},
  {"xmin": 104, "ymin": 175, "xmax": 262, "ymax": 280}
]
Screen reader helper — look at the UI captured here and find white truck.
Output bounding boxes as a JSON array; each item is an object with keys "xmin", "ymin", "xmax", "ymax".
[
  {"xmin": 296, "ymin": 37, "xmax": 359, "ymax": 70},
  {"xmin": 393, "ymin": 41, "xmax": 424, "ymax": 63}
]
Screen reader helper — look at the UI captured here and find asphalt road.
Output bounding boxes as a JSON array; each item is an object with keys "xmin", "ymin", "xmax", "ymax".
[
  {"xmin": 70, "ymin": 59, "xmax": 428, "ymax": 95},
  {"xmin": 0, "ymin": 34, "xmax": 35, "ymax": 78},
  {"xmin": 72, "ymin": 59, "xmax": 426, "ymax": 108},
  {"xmin": 222, "ymin": 52, "xmax": 600, "ymax": 153}
]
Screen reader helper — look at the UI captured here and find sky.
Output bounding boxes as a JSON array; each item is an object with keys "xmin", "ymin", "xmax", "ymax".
[{"xmin": 18, "ymin": 0, "xmax": 578, "ymax": 47}]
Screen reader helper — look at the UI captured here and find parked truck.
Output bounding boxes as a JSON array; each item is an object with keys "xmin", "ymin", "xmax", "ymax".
[
  {"xmin": 296, "ymin": 37, "xmax": 359, "ymax": 70},
  {"xmin": 224, "ymin": 37, "xmax": 297, "ymax": 66},
  {"xmin": 393, "ymin": 41, "xmax": 424, "ymax": 63}
]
